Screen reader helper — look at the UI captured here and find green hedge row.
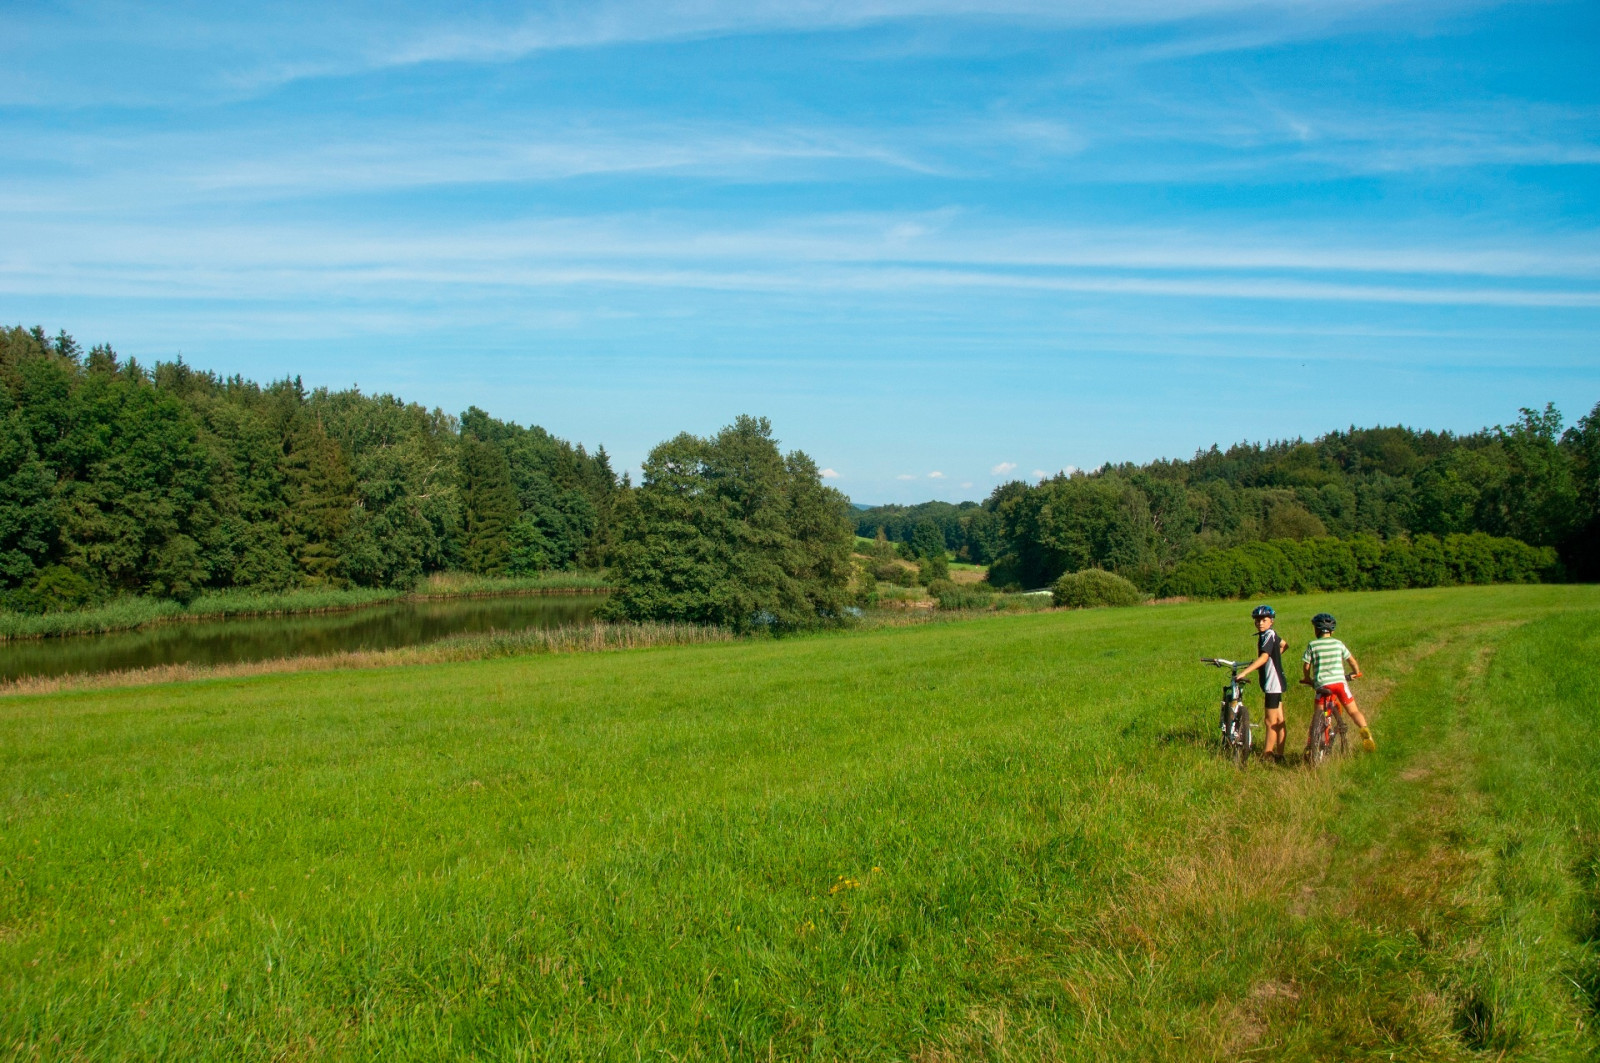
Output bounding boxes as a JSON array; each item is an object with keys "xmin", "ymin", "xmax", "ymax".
[{"xmin": 1160, "ymin": 533, "xmax": 1560, "ymax": 601}]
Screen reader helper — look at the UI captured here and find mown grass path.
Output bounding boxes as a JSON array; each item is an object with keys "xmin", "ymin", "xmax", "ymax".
[{"xmin": 3, "ymin": 586, "xmax": 1597, "ymax": 1060}]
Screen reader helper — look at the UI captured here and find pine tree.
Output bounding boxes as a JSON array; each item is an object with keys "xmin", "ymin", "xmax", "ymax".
[
  {"xmin": 459, "ymin": 435, "xmax": 517, "ymax": 575},
  {"xmin": 283, "ymin": 418, "xmax": 356, "ymax": 586}
]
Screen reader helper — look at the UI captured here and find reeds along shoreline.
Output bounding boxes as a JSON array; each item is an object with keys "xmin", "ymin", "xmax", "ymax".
[
  {"xmin": 0, "ymin": 621, "xmax": 734, "ymax": 697},
  {"xmin": 0, "ymin": 577, "xmax": 615, "ymax": 641}
]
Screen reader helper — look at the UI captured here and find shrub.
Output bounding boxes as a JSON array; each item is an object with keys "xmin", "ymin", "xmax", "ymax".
[
  {"xmin": 1052, "ymin": 569, "xmax": 1146, "ymax": 608},
  {"xmin": 927, "ymin": 578, "xmax": 995, "ymax": 611},
  {"xmin": 874, "ymin": 561, "xmax": 916, "ymax": 587},
  {"xmin": 917, "ymin": 552, "xmax": 949, "ymax": 583}
]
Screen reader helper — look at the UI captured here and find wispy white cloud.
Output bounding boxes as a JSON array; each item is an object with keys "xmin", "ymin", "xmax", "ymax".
[
  {"xmin": 896, "ymin": 473, "xmax": 918, "ymax": 480},
  {"xmin": 991, "ymin": 461, "xmax": 1017, "ymax": 475},
  {"xmin": 5, "ymin": 214, "xmax": 1596, "ymax": 310},
  {"xmin": 0, "ymin": 0, "xmax": 1462, "ymax": 108},
  {"xmin": 265, "ymin": 1, "xmax": 1437, "ymax": 89},
  {"xmin": 820, "ymin": 467, "xmax": 840, "ymax": 478},
  {"xmin": 928, "ymin": 470, "xmax": 945, "ymax": 478}
]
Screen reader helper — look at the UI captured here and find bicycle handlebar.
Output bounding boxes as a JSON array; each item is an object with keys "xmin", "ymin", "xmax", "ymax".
[{"xmin": 1200, "ymin": 657, "xmax": 1240, "ymax": 670}]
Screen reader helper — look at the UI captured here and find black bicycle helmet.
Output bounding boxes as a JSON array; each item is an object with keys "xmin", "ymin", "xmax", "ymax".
[
  {"xmin": 1312, "ymin": 612, "xmax": 1337, "ymax": 633},
  {"xmin": 1251, "ymin": 604, "xmax": 1275, "ymax": 620}
]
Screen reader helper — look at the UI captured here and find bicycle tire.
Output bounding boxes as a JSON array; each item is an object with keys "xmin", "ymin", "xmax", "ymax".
[
  {"xmin": 1334, "ymin": 711, "xmax": 1348, "ymax": 756},
  {"xmin": 1232, "ymin": 704, "xmax": 1252, "ymax": 767},
  {"xmin": 1307, "ymin": 700, "xmax": 1332, "ymax": 767}
]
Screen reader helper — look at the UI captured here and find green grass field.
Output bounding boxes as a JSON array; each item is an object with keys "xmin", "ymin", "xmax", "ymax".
[{"xmin": 3, "ymin": 585, "xmax": 1598, "ymax": 1060}]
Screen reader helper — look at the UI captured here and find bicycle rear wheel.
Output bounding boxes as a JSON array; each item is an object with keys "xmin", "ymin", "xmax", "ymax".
[
  {"xmin": 1307, "ymin": 702, "xmax": 1331, "ymax": 767},
  {"xmin": 1334, "ymin": 711, "xmax": 1348, "ymax": 756}
]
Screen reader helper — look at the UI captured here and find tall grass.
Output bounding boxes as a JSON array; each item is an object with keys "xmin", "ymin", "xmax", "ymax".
[
  {"xmin": 0, "ymin": 621, "xmax": 736, "ymax": 697},
  {"xmin": 0, "ymin": 597, "xmax": 184, "ymax": 639},
  {"xmin": 415, "ymin": 571, "xmax": 612, "ymax": 596},
  {"xmin": 185, "ymin": 586, "xmax": 404, "ymax": 618}
]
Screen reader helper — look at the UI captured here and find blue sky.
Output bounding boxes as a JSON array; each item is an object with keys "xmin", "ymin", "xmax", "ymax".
[{"xmin": 2, "ymin": 1, "xmax": 1597, "ymax": 503}]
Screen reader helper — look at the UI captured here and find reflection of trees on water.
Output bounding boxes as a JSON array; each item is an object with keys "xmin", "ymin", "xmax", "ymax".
[{"xmin": 0, "ymin": 596, "xmax": 605, "ymax": 682}]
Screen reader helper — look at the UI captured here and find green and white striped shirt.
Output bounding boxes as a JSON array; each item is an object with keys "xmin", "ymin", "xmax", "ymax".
[{"xmin": 1302, "ymin": 635, "xmax": 1352, "ymax": 687}]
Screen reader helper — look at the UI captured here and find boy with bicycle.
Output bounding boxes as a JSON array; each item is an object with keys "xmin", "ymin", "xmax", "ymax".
[
  {"xmin": 1233, "ymin": 604, "xmax": 1289, "ymax": 763},
  {"xmin": 1301, "ymin": 612, "xmax": 1376, "ymax": 752}
]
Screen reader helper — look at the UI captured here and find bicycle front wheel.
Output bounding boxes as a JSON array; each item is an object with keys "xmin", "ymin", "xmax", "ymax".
[{"xmin": 1232, "ymin": 705, "xmax": 1252, "ymax": 767}]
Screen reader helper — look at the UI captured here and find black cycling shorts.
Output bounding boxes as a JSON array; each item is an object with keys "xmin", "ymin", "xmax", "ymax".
[{"xmin": 1263, "ymin": 692, "xmax": 1283, "ymax": 710}]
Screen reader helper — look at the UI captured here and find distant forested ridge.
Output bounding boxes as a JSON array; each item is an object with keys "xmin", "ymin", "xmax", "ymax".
[
  {"xmin": 0, "ymin": 327, "xmax": 619, "ymax": 613},
  {"xmin": 858, "ymin": 402, "xmax": 1600, "ymax": 591}
]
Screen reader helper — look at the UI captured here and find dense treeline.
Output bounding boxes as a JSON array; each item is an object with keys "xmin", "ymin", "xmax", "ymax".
[
  {"xmin": 1161, "ymin": 533, "xmax": 1558, "ymax": 600},
  {"xmin": 860, "ymin": 402, "xmax": 1600, "ymax": 592},
  {"xmin": 10, "ymin": 320, "xmax": 1595, "ymax": 619},
  {"xmin": 0, "ymin": 327, "xmax": 619, "ymax": 613}
]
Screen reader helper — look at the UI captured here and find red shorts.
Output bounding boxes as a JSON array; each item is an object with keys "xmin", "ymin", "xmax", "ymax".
[{"xmin": 1318, "ymin": 681, "xmax": 1355, "ymax": 706}]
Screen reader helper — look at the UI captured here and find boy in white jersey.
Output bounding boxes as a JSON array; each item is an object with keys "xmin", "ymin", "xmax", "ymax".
[
  {"xmin": 1234, "ymin": 604, "xmax": 1289, "ymax": 763},
  {"xmin": 1301, "ymin": 612, "xmax": 1376, "ymax": 752}
]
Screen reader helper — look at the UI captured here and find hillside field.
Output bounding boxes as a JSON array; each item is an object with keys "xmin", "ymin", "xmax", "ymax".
[{"xmin": 3, "ymin": 585, "xmax": 1599, "ymax": 1060}]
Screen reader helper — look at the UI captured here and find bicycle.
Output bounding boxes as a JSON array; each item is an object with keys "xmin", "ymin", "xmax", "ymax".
[
  {"xmin": 1200, "ymin": 657, "xmax": 1252, "ymax": 766},
  {"xmin": 1302, "ymin": 672, "xmax": 1361, "ymax": 766}
]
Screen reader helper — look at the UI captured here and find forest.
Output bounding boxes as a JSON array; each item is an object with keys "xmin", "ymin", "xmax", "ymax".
[
  {"xmin": 858, "ymin": 401, "xmax": 1600, "ymax": 592},
  {"xmin": 0, "ymin": 327, "xmax": 620, "ymax": 613},
  {"xmin": 5, "ymin": 322, "xmax": 1596, "ymax": 619}
]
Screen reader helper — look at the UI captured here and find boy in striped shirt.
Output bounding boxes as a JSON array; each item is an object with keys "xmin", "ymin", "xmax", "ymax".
[{"xmin": 1301, "ymin": 612, "xmax": 1376, "ymax": 752}]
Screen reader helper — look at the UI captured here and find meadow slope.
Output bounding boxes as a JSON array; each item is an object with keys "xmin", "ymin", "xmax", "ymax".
[{"xmin": 3, "ymin": 586, "xmax": 1598, "ymax": 1060}]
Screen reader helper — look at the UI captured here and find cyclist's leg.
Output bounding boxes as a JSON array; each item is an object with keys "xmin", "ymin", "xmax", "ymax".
[
  {"xmin": 1330, "ymin": 683, "xmax": 1376, "ymax": 750},
  {"xmin": 1262, "ymin": 691, "xmax": 1285, "ymax": 759}
]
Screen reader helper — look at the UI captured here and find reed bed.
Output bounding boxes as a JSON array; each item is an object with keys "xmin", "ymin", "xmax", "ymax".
[
  {"xmin": 416, "ymin": 571, "xmax": 612, "ymax": 596},
  {"xmin": 0, "ymin": 574, "xmax": 613, "ymax": 641},
  {"xmin": 0, "ymin": 597, "xmax": 184, "ymax": 639}
]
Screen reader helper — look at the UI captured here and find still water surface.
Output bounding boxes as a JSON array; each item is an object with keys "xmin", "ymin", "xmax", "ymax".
[{"xmin": 0, "ymin": 594, "xmax": 605, "ymax": 682}]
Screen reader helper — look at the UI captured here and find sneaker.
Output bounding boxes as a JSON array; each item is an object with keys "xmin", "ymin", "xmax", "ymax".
[{"xmin": 1360, "ymin": 727, "xmax": 1376, "ymax": 753}]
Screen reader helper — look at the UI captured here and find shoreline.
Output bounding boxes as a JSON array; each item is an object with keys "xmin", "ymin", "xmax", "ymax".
[{"xmin": 0, "ymin": 581, "xmax": 615, "ymax": 643}]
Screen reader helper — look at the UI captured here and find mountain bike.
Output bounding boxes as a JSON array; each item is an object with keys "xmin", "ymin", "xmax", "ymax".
[
  {"xmin": 1302, "ymin": 673, "xmax": 1360, "ymax": 766},
  {"xmin": 1200, "ymin": 658, "xmax": 1252, "ymax": 766}
]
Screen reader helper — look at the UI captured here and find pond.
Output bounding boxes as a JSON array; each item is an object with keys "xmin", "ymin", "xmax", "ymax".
[{"xmin": 0, "ymin": 594, "xmax": 606, "ymax": 683}]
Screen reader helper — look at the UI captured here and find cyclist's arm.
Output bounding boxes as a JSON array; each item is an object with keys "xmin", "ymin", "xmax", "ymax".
[
  {"xmin": 1345, "ymin": 652, "xmax": 1362, "ymax": 677},
  {"xmin": 1301, "ymin": 660, "xmax": 1314, "ymax": 684},
  {"xmin": 1236, "ymin": 651, "xmax": 1270, "ymax": 678}
]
